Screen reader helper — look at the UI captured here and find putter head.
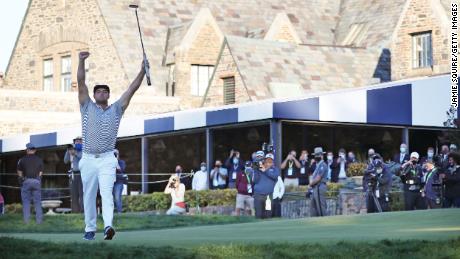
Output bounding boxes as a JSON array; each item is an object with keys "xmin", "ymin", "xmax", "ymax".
[{"xmin": 129, "ymin": 4, "xmax": 139, "ymax": 8}]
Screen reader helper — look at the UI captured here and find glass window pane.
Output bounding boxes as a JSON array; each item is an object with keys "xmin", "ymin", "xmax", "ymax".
[
  {"xmin": 198, "ymin": 66, "xmax": 209, "ymax": 96},
  {"xmin": 61, "ymin": 56, "xmax": 71, "ymax": 73},
  {"xmin": 43, "ymin": 77, "xmax": 53, "ymax": 91},
  {"xmin": 191, "ymin": 65, "xmax": 198, "ymax": 95},
  {"xmin": 43, "ymin": 59, "xmax": 53, "ymax": 76},
  {"xmin": 61, "ymin": 74, "xmax": 72, "ymax": 92}
]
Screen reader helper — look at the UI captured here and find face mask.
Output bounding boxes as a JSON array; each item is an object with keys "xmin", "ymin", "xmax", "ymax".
[
  {"xmin": 427, "ymin": 151, "xmax": 434, "ymax": 158},
  {"xmin": 175, "ymin": 170, "xmax": 181, "ymax": 175},
  {"xmin": 411, "ymin": 160, "xmax": 417, "ymax": 165},
  {"xmin": 327, "ymin": 156, "xmax": 333, "ymax": 161},
  {"xmin": 233, "ymin": 158, "xmax": 239, "ymax": 164},
  {"xmin": 339, "ymin": 154, "xmax": 345, "ymax": 159},
  {"xmin": 400, "ymin": 147, "xmax": 406, "ymax": 153},
  {"xmin": 74, "ymin": 143, "xmax": 83, "ymax": 151},
  {"xmin": 314, "ymin": 157, "xmax": 321, "ymax": 162},
  {"xmin": 376, "ymin": 168, "xmax": 383, "ymax": 174},
  {"xmin": 201, "ymin": 166, "xmax": 206, "ymax": 172},
  {"xmin": 368, "ymin": 153, "xmax": 374, "ymax": 158}
]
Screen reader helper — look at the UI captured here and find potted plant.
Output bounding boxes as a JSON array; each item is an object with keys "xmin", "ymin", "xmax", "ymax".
[{"xmin": 346, "ymin": 162, "xmax": 367, "ymax": 186}]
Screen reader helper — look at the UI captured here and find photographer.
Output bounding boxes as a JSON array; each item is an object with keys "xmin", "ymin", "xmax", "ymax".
[
  {"xmin": 211, "ymin": 160, "xmax": 228, "ymax": 189},
  {"xmin": 253, "ymin": 153, "xmax": 280, "ymax": 219},
  {"xmin": 164, "ymin": 174, "xmax": 186, "ymax": 215},
  {"xmin": 308, "ymin": 147, "xmax": 328, "ymax": 217},
  {"xmin": 440, "ymin": 152, "xmax": 460, "ymax": 208},
  {"xmin": 225, "ymin": 150, "xmax": 244, "ymax": 189},
  {"xmin": 298, "ymin": 150, "xmax": 315, "ymax": 186},
  {"xmin": 280, "ymin": 150, "xmax": 301, "ymax": 187},
  {"xmin": 64, "ymin": 136, "xmax": 84, "ymax": 213},
  {"xmin": 422, "ymin": 161, "xmax": 442, "ymax": 209},
  {"xmin": 364, "ymin": 154, "xmax": 392, "ymax": 213},
  {"xmin": 398, "ymin": 152, "xmax": 427, "ymax": 210}
]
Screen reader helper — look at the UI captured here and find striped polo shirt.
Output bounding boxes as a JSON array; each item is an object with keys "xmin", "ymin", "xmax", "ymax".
[{"xmin": 80, "ymin": 98, "xmax": 124, "ymax": 154}]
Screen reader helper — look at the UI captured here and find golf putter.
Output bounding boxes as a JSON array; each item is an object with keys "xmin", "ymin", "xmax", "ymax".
[{"xmin": 129, "ymin": 4, "xmax": 151, "ymax": 86}]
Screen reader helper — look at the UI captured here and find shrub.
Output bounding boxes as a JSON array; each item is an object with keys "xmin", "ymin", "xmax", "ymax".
[{"xmin": 347, "ymin": 162, "xmax": 367, "ymax": 177}]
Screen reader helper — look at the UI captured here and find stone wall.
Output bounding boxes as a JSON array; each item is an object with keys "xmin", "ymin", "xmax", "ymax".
[{"xmin": 391, "ymin": 0, "xmax": 450, "ymax": 80}]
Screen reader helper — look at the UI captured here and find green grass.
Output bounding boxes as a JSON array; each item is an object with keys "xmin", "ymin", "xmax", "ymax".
[
  {"xmin": 1, "ymin": 237, "xmax": 460, "ymax": 259},
  {"xmin": 1, "ymin": 209, "xmax": 459, "ymax": 248},
  {"xmin": 0, "ymin": 213, "xmax": 256, "ymax": 233}
]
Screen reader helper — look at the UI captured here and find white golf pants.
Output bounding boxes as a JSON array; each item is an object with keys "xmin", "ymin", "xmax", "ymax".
[{"xmin": 79, "ymin": 151, "xmax": 117, "ymax": 232}]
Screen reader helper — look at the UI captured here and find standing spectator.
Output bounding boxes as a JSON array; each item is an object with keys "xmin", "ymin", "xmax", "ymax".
[
  {"xmin": 422, "ymin": 161, "xmax": 442, "ymax": 209},
  {"xmin": 335, "ymin": 148, "xmax": 348, "ymax": 183},
  {"xmin": 363, "ymin": 148, "xmax": 376, "ymax": 191},
  {"xmin": 420, "ymin": 147, "xmax": 435, "ymax": 165},
  {"xmin": 164, "ymin": 175, "xmax": 186, "ymax": 215},
  {"xmin": 393, "ymin": 143, "xmax": 410, "ymax": 164},
  {"xmin": 309, "ymin": 147, "xmax": 328, "ymax": 217},
  {"xmin": 225, "ymin": 150, "xmax": 244, "ymax": 189},
  {"xmin": 17, "ymin": 143, "xmax": 44, "ymax": 224},
  {"xmin": 438, "ymin": 145, "xmax": 451, "ymax": 173},
  {"xmin": 113, "ymin": 149, "xmax": 127, "ymax": 214},
  {"xmin": 211, "ymin": 160, "xmax": 228, "ymax": 189},
  {"xmin": 272, "ymin": 175, "xmax": 285, "ymax": 218},
  {"xmin": 253, "ymin": 153, "xmax": 280, "ymax": 219},
  {"xmin": 398, "ymin": 152, "xmax": 426, "ymax": 210},
  {"xmin": 235, "ymin": 161, "xmax": 255, "ymax": 216},
  {"xmin": 347, "ymin": 151, "xmax": 357, "ymax": 164},
  {"xmin": 0, "ymin": 192, "xmax": 4, "ymax": 215},
  {"xmin": 298, "ymin": 150, "xmax": 314, "ymax": 186},
  {"xmin": 281, "ymin": 150, "xmax": 301, "ymax": 187},
  {"xmin": 192, "ymin": 162, "xmax": 209, "ymax": 191},
  {"xmin": 450, "ymin": 144, "xmax": 458, "ymax": 153},
  {"xmin": 64, "ymin": 136, "xmax": 84, "ymax": 213},
  {"xmin": 326, "ymin": 151, "xmax": 338, "ymax": 182},
  {"xmin": 440, "ymin": 152, "xmax": 460, "ymax": 208}
]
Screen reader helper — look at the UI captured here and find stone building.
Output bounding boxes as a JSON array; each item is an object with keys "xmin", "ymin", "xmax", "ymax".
[{"xmin": 1, "ymin": 0, "xmax": 451, "ymax": 136}]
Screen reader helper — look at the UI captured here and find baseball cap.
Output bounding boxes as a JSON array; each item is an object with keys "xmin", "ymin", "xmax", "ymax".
[
  {"xmin": 26, "ymin": 143, "xmax": 36, "ymax": 150},
  {"xmin": 410, "ymin": 152, "xmax": 420, "ymax": 159},
  {"xmin": 265, "ymin": 153, "xmax": 275, "ymax": 160}
]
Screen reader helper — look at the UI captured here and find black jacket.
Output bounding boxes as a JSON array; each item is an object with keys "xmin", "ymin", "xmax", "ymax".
[
  {"xmin": 393, "ymin": 153, "xmax": 410, "ymax": 164},
  {"xmin": 444, "ymin": 166, "xmax": 460, "ymax": 199}
]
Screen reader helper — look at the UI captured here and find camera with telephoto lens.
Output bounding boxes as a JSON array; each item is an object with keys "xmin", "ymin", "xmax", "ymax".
[{"xmin": 262, "ymin": 142, "xmax": 274, "ymax": 154}]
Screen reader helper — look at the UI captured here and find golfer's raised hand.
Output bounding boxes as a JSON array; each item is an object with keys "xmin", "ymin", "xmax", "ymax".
[{"xmin": 79, "ymin": 51, "xmax": 90, "ymax": 60}]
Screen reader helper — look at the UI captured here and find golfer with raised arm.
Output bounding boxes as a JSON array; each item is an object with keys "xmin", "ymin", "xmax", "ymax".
[{"xmin": 77, "ymin": 51, "xmax": 147, "ymax": 240}]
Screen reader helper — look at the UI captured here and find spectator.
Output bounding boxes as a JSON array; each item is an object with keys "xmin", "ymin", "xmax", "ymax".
[
  {"xmin": 253, "ymin": 153, "xmax": 280, "ymax": 219},
  {"xmin": 309, "ymin": 147, "xmax": 328, "ymax": 217},
  {"xmin": 347, "ymin": 151, "xmax": 357, "ymax": 163},
  {"xmin": 420, "ymin": 147, "xmax": 435, "ymax": 165},
  {"xmin": 175, "ymin": 165, "xmax": 191, "ymax": 190},
  {"xmin": 164, "ymin": 174, "xmax": 186, "ymax": 215},
  {"xmin": 326, "ymin": 151, "xmax": 338, "ymax": 182},
  {"xmin": 399, "ymin": 152, "xmax": 426, "ymax": 210},
  {"xmin": 440, "ymin": 152, "xmax": 460, "ymax": 208},
  {"xmin": 235, "ymin": 161, "xmax": 255, "ymax": 216},
  {"xmin": 438, "ymin": 145, "xmax": 450, "ymax": 173},
  {"xmin": 363, "ymin": 148, "xmax": 376, "ymax": 192},
  {"xmin": 450, "ymin": 144, "xmax": 458, "ymax": 153},
  {"xmin": 336, "ymin": 148, "xmax": 348, "ymax": 183},
  {"xmin": 281, "ymin": 150, "xmax": 301, "ymax": 187},
  {"xmin": 393, "ymin": 143, "xmax": 410, "ymax": 164},
  {"xmin": 0, "ymin": 192, "xmax": 4, "ymax": 215},
  {"xmin": 211, "ymin": 160, "xmax": 228, "ymax": 189},
  {"xmin": 272, "ymin": 175, "xmax": 285, "ymax": 218},
  {"xmin": 113, "ymin": 149, "xmax": 127, "ymax": 214},
  {"xmin": 192, "ymin": 162, "xmax": 209, "ymax": 191},
  {"xmin": 64, "ymin": 136, "xmax": 84, "ymax": 213},
  {"xmin": 422, "ymin": 161, "xmax": 442, "ymax": 209},
  {"xmin": 298, "ymin": 150, "xmax": 314, "ymax": 186},
  {"xmin": 367, "ymin": 148, "xmax": 376, "ymax": 164},
  {"xmin": 225, "ymin": 150, "xmax": 244, "ymax": 189},
  {"xmin": 17, "ymin": 143, "xmax": 44, "ymax": 224}
]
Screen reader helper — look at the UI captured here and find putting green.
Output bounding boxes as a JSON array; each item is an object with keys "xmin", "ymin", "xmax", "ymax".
[{"xmin": 2, "ymin": 209, "xmax": 459, "ymax": 247}]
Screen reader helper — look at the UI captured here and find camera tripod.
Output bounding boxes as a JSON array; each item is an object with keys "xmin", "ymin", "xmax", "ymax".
[{"xmin": 366, "ymin": 186, "xmax": 383, "ymax": 213}]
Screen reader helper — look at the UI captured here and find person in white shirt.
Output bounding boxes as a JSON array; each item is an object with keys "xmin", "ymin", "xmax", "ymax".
[
  {"xmin": 192, "ymin": 162, "xmax": 209, "ymax": 191},
  {"xmin": 272, "ymin": 176, "xmax": 285, "ymax": 217},
  {"xmin": 164, "ymin": 175, "xmax": 186, "ymax": 215},
  {"xmin": 211, "ymin": 160, "xmax": 228, "ymax": 189}
]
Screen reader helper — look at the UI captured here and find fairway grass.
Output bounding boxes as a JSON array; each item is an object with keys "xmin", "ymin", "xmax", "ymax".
[{"xmin": 1, "ymin": 209, "xmax": 459, "ymax": 248}]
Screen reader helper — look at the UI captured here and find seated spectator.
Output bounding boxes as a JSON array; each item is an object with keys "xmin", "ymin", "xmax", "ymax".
[
  {"xmin": 164, "ymin": 175, "xmax": 186, "ymax": 215},
  {"xmin": 211, "ymin": 160, "xmax": 228, "ymax": 189},
  {"xmin": 235, "ymin": 161, "xmax": 255, "ymax": 216},
  {"xmin": 192, "ymin": 162, "xmax": 209, "ymax": 191}
]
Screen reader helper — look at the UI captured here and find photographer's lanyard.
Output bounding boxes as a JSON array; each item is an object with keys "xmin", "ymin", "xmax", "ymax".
[{"xmin": 300, "ymin": 160, "xmax": 306, "ymax": 174}]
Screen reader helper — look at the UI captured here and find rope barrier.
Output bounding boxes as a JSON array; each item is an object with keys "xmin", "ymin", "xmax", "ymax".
[
  {"xmin": 0, "ymin": 172, "xmax": 194, "ymax": 176},
  {"xmin": 0, "ymin": 185, "xmax": 70, "ymax": 191}
]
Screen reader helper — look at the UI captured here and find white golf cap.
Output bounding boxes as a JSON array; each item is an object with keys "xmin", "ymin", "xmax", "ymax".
[
  {"xmin": 265, "ymin": 153, "xmax": 275, "ymax": 160},
  {"xmin": 410, "ymin": 152, "xmax": 419, "ymax": 159}
]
